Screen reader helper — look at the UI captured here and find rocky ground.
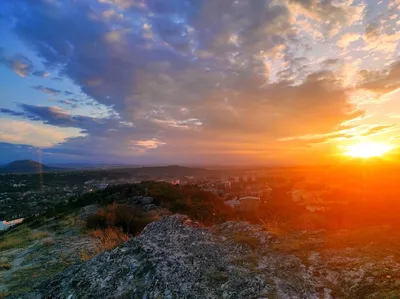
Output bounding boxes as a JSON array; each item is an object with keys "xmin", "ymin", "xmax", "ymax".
[
  {"xmin": 4, "ymin": 215, "xmax": 400, "ymax": 299},
  {"xmin": 0, "ymin": 210, "xmax": 98, "ymax": 297}
]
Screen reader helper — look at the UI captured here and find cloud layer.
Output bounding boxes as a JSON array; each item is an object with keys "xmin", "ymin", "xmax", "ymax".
[{"xmin": 0, "ymin": 0, "xmax": 399, "ymax": 164}]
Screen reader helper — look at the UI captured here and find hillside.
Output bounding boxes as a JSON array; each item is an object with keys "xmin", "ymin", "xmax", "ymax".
[
  {"xmin": 0, "ymin": 160, "xmax": 64, "ymax": 174},
  {"xmin": 1, "ymin": 182, "xmax": 400, "ymax": 298},
  {"xmin": 3, "ymin": 214, "xmax": 400, "ymax": 299}
]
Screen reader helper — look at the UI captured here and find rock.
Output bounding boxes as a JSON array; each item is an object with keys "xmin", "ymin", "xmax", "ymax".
[
  {"xmin": 10, "ymin": 215, "xmax": 274, "ymax": 299},
  {"xmin": 8, "ymin": 216, "xmax": 400, "ymax": 299}
]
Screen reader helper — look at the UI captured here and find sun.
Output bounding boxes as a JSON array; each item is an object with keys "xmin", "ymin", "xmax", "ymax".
[{"xmin": 343, "ymin": 142, "xmax": 393, "ymax": 158}]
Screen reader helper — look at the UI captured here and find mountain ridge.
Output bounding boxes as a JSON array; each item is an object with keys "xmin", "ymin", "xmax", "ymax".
[{"xmin": 0, "ymin": 160, "xmax": 64, "ymax": 174}]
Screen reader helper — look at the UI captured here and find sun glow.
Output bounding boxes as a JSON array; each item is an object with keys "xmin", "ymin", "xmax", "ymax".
[{"xmin": 343, "ymin": 142, "xmax": 393, "ymax": 158}]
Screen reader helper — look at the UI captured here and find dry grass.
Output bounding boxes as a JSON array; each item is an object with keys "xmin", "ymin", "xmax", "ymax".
[
  {"xmin": 89, "ymin": 227, "xmax": 130, "ymax": 251},
  {"xmin": 29, "ymin": 231, "xmax": 49, "ymax": 241},
  {"xmin": 42, "ymin": 237, "xmax": 55, "ymax": 247},
  {"xmin": 79, "ymin": 251, "xmax": 93, "ymax": 261},
  {"xmin": 0, "ymin": 225, "xmax": 31, "ymax": 250},
  {"xmin": 80, "ymin": 227, "xmax": 131, "ymax": 261}
]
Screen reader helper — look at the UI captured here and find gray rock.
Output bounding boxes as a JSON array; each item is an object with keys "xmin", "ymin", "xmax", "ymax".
[
  {"xmin": 6, "ymin": 217, "xmax": 400, "ymax": 299},
  {"xmin": 10, "ymin": 215, "xmax": 274, "ymax": 299}
]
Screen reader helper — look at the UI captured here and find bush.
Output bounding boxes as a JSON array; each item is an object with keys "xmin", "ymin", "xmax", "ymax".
[
  {"xmin": 86, "ymin": 203, "xmax": 154, "ymax": 236},
  {"xmin": 0, "ymin": 262, "xmax": 12, "ymax": 270},
  {"xmin": 86, "ymin": 213, "xmax": 108, "ymax": 230}
]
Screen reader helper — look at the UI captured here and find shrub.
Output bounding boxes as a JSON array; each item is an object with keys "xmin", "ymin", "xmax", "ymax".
[
  {"xmin": 0, "ymin": 262, "xmax": 12, "ymax": 270},
  {"xmin": 86, "ymin": 213, "xmax": 108, "ymax": 230},
  {"xmin": 86, "ymin": 203, "xmax": 154, "ymax": 236}
]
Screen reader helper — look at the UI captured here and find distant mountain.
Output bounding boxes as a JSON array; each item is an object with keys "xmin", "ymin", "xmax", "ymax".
[{"xmin": 0, "ymin": 160, "xmax": 65, "ymax": 174}]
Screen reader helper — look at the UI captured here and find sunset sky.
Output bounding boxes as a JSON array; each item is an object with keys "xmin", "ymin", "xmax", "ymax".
[{"xmin": 0, "ymin": 0, "xmax": 400, "ymax": 165}]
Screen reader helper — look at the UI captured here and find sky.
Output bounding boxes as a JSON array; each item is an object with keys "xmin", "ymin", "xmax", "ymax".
[{"xmin": 0, "ymin": 0, "xmax": 400, "ymax": 165}]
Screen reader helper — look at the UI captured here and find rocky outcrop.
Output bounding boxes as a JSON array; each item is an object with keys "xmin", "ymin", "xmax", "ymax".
[{"xmin": 8, "ymin": 216, "xmax": 400, "ymax": 299}]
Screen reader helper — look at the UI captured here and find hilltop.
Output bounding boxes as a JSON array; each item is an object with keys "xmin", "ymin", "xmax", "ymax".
[
  {"xmin": 3, "ymin": 214, "xmax": 400, "ymax": 299},
  {"xmin": 0, "ymin": 160, "xmax": 64, "ymax": 174},
  {"xmin": 0, "ymin": 181, "xmax": 399, "ymax": 298}
]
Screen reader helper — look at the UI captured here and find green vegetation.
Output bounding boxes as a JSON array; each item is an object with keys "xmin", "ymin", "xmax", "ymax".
[
  {"xmin": 22, "ymin": 181, "xmax": 235, "ymax": 228},
  {"xmin": 0, "ymin": 225, "xmax": 31, "ymax": 250},
  {"xmin": 7, "ymin": 262, "xmax": 69, "ymax": 295}
]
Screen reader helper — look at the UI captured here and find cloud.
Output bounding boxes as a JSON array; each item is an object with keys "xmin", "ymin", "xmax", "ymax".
[
  {"xmin": 0, "ymin": 51, "xmax": 33, "ymax": 77},
  {"xmin": 32, "ymin": 70, "xmax": 50, "ymax": 77},
  {"xmin": 280, "ymin": 123, "xmax": 396, "ymax": 146},
  {"xmin": 0, "ymin": 104, "xmax": 142, "ymax": 140},
  {"xmin": 364, "ymin": 22, "xmax": 380, "ymax": 40},
  {"xmin": 0, "ymin": 108, "xmax": 40, "ymax": 120},
  {"xmin": 288, "ymin": 0, "xmax": 365, "ymax": 33},
  {"xmin": 0, "ymin": 119, "xmax": 84, "ymax": 147},
  {"xmin": 362, "ymin": 20, "xmax": 400, "ymax": 57},
  {"xmin": 337, "ymin": 32, "xmax": 360, "ymax": 49},
  {"xmin": 32, "ymin": 85, "xmax": 61, "ymax": 95},
  {"xmin": 360, "ymin": 124, "xmax": 397, "ymax": 136},
  {"xmin": 358, "ymin": 60, "xmax": 400, "ymax": 94},
  {"xmin": 57, "ymin": 99, "xmax": 79, "ymax": 108},
  {"xmin": 132, "ymin": 138, "xmax": 166, "ymax": 151},
  {"xmin": 0, "ymin": 0, "xmax": 382, "ymax": 163}
]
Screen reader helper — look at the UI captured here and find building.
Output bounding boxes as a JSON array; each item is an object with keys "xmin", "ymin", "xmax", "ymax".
[
  {"xmin": 172, "ymin": 179, "xmax": 181, "ymax": 185},
  {"xmin": 247, "ymin": 172, "xmax": 257, "ymax": 182},
  {"xmin": 243, "ymin": 172, "xmax": 257, "ymax": 183},
  {"xmin": 223, "ymin": 181, "xmax": 232, "ymax": 189}
]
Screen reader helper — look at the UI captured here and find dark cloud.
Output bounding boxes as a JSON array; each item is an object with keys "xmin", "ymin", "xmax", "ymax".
[
  {"xmin": 32, "ymin": 85, "xmax": 61, "ymax": 95},
  {"xmin": 359, "ymin": 60, "xmax": 400, "ymax": 94},
  {"xmin": 364, "ymin": 22, "xmax": 380, "ymax": 40},
  {"xmin": 288, "ymin": 0, "xmax": 358, "ymax": 31},
  {"xmin": 322, "ymin": 58, "xmax": 340, "ymax": 68},
  {"xmin": 0, "ymin": 0, "xmax": 366, "ymax": 162},
  {"xmin": 17, "ymin": 104, "xmax": 112, "ymax": 134},
  {"xmin": 32, "ymin": 70, "xmax": 49, "ymax": 77},
  {"xmin": 0, "ymin": 107, "xmax": 40, "ymax": 120}
]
